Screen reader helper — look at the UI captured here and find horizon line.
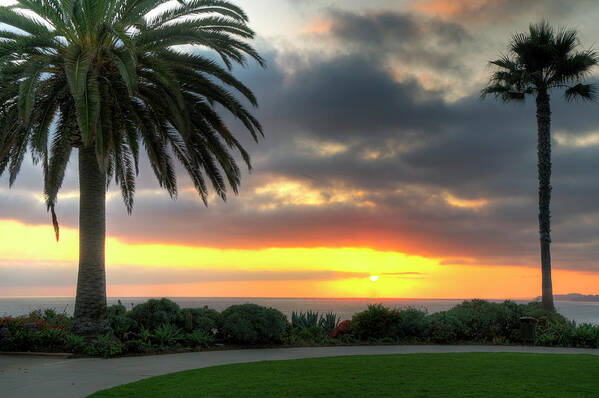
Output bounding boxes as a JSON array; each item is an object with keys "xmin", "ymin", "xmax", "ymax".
[{"xmin": 0, "ymin": 295, "xmax": 540, "ymax": 300}]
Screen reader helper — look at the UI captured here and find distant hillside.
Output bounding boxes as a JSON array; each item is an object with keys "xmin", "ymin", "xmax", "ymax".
[{"xmin": 535, "ymin": 293, "xmax": 599, "ymax": 302}]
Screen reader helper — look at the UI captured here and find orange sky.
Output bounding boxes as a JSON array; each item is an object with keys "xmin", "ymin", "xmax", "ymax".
[{"xmin": 3, "ymin": 218, "xmax": 599, "ymax": 298}]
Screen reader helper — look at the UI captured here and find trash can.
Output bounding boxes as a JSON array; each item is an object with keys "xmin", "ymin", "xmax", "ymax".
[{"xmin": 520, "ymin": 316, "xmax": 538, "ymax": 345}]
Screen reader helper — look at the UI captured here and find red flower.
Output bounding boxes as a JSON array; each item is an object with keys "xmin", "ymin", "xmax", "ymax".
[{"xmin": 332, "ymin": 320, "xmax": 352, "ymax": 338}]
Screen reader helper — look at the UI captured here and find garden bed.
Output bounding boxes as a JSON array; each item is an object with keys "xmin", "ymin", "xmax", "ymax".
[{"xmin": 2, "ymin": 298, "xmax": 598, "ymax": 358}]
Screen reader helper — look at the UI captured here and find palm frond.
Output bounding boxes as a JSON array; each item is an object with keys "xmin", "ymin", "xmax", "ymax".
[
  {"xmin": 484, "ymin": 21, "xmax": 597, "ymax": 103},
  {"xmin": 564, "ymin": 83, "xmax": 597, "ymax": 102},
  {"xmin": 0, "ymin": 0, "xmax": 264, "ymax": 235}
]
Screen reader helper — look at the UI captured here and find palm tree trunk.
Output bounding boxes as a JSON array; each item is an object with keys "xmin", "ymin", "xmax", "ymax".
[
  {"xmin": 536, "ymin": 89, "xmax": 555, "ymax": 312},
  {"xmin": 71, "ymin": 145, "xmax": 110, "ymax": 337}
]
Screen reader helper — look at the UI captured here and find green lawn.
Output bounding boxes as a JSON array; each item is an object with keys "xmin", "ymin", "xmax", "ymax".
[{"xmin": 89, "ymin": 353, "xmax": 599, "ymax": 397}]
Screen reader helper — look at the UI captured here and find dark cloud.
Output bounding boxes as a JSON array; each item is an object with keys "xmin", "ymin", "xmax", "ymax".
[
  {"xmin": 411, "ymin": 0, "xmax": 598, "ymax": 24},
  {"xmin": 3, "ymin": 6, "xmax": 599, "ymax": 277},
  {"xmin": 326, "ymin": 9, "xmax": 472, "ymax": 73}
]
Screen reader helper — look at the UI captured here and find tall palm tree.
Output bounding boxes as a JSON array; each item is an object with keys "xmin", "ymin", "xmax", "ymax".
[
  {"xmin": 0, "ymin": 0, "xmax": 264, "ymax": 336},
  {"xmin": 482, "ymin": 21, "xmax": 598, "ymax": 311}
]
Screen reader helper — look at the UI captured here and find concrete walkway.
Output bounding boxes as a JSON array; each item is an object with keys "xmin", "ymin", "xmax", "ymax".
[{"xmin": 2, "ymin": 345, "xmax": 599, "ymax": 398}]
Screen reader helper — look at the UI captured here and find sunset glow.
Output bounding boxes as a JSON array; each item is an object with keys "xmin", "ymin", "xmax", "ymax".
[{"xmin": 3, "ymin": 218, "xmax": 599, "ymax": 298}]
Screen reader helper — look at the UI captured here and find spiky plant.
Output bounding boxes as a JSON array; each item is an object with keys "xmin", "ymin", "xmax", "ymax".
[
  {"xmin": 482, "ymin": 21, "xmax": 598, "ymax": 311},
  {"xmin": 0, "ymin": 0, "xmax": 264, "ymax": 336}
]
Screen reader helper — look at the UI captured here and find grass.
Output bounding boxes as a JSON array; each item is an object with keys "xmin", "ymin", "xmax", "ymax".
[{"xmin": 89, "ymin": 353, "xmax": 599, "ymax": 397}]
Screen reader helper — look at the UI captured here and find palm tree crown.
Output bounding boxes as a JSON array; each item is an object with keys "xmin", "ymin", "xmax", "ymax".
[
  {"xmin": 0, "ymin": 0, "xmax": 264, "ymax": 238},
  {"xmin": 482, "ymin": 21, "xmax": 598, "ymax": 101}
]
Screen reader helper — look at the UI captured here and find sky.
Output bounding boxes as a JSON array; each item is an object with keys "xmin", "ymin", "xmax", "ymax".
[{"xmin": 3, "ymin": 0, "xmax": 599, "ymax": 298}]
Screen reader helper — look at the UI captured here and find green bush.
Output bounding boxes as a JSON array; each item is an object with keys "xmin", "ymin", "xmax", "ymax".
[
  {"xmin": 87, "ymin": 334, "xmax": 124, "ymax": 358},
  {"xmin": 535, "ymin": 314, "xmax": 575, "ymax": 347},
  {"xmin": 286, "ymin": 326, "xmax": 329, "ymax": 345},
  {"xmin": 153, "ymin": 323, "xmax": 183, "ymax": 347},
  {"xmin": 572, "ymin": 323, "xmax": 599, "ymax": 348},
  {"xmin": 220, "ymin": 304, "xmax": 288, "ymax": 345},
  {"xmin": 427, "ymin": 300, "xmax": 566, "ymax": 344},
  {"xmin": 107, "ymin": 303, "xmax": 138, "ymax": 339},
  {"xmin": 437, "ymin": 300, "xmax": 507, "ymax": 341},
  {"xmin": 428, "ymin": 312, "xmax": 463, "ymax": 344},
  {"xmin": 181, "ymin": 307, "xmax": 221, "ymax": 334},
  {"xmin": 350, "ymin": 304, "xmax": 402, "ymax": 340},
  {"xmin": 1, "ymin": 328, "xmax": 32, "ymax": 351},
  {"xmin": 33, "ymin": 328, "xmax": 67, "ymax": 351},
  {"xmin": 127, "ymin": 298, "xmax": 183, "ymax": 330},
  {"xmin": 122, "ymin": 339, "xmax": 145, "ymax": 354},
  {"xmin": 396, "ymin": 308, "xmax": 429, "ymax": 341},
  {"xmin": 184, "ymin": 330, "xmax": 214, "ymax": 348},
  {"xmin": 2, "ymin": 298, "xmax": 598, "ymax": 354},
  {"xmin": 107, "ymin": 302, "xmax": 127, "ymax": 318},
  {"xmin": 64, "ymin": 334, "xmax": 86, "ymax": 353}
]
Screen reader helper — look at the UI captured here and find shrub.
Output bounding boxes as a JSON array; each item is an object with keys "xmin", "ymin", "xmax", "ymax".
[
  {"xmin": 153, "ymin": 323, "xmax": 183, "ymax": 347},
  {"xmin": 123, "ymin": 339, "xmax": 146, "ymax": 354},
  {"xmin": 107, "ymin": 302, "xmax": 137, "ymax": 339},
  {"xmin": 139, "ymin": 326, "xmax": 153, "ymax": 343},
  {"xmin": 111, "ymin": 316, "xmax": 137, "ymax": 340},
  {"xmin": 396, "ymin": 308, "xmax": 429, "ymax": 341},
  {"xmin": 181, "ymin": 307, "xmax": 221, "ymax": 334},
  {"xmin": 286, "ymin": 326, "xmax": 329, "ymax": 345},
  {"xmin": 319, "ymin": 313, "xmax": 340, "ymax": 335},
  {"xmin": 572, "ymin": 323, "xmax": 599, "ymax": 348},
  {"xmin": 220, "ymin": 304, "xmax": 288, "ymax": 345},
  {"xmin": 291, "ymin": 311, "xmax": 340, "ymax": 337},
  {"xmin": 535, "ymin": 314, "xmax": 575, "ymax": 347},
  {"xmin": 184, "ymin": 330, "xmax": 215, "ymax": 348},
  {"xmin": 107, "ymin": 305, "xmax": 138, "ymax": 340},
  {"xmin": 34, "ymin": 328, "xmax": 67, "ymax": 351},
  {"xmin": 350, "ymin": 305, "xmax": 402, "ymax": 340},
  {"xmin": 292, "ymin": 311, "xmax": 320, "ymax": 330},
  {"xmin": 88, "ymin": 334, "xmax": 124, "ymax": 358},
  {"xmin": 439, "ymin": 300, "xmax": 505, "ymax": 341},
  {"xmin": 427, "ymin": 300, "xmax": 560, "ymax": 344},
  {"xmin": 127, "ymin": 298, "xmax": 182, "ymax": 330},
  {"xmin": 331, "ymin": 320, "xmax": 352, "ymax": 339},
  {"xmin": 0, "ymin": 313, "xmax": 70, "ymax": 352},
  {"xmin": 428, "ymin": 312, "xmax": 463, "ymax": 344},
  {"xmin": 64, "ymin": 334, "xmax": 86, "ymax": 353},
  {"xmin": 26, "ymin": 310, "xmax": 72, "ymax": 332},
  {"xmin": 107, "ymin": 302, "xmax": 127, "ymax": 318}
]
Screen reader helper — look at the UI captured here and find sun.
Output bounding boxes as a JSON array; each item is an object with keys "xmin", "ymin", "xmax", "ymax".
[{"xmin": 369, "ymin": 275, "xmax": 379, "ymax": 282}]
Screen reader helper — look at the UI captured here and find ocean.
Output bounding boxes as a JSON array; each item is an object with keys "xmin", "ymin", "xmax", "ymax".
[{"xmin": 2, "ymin": 297, "xmax": 599, "ymax": 324}]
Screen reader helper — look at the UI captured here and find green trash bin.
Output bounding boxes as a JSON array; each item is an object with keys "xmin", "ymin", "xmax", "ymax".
[{"xmin": 520, "ymin": 316, "xmax": 538, "ymax": 345}]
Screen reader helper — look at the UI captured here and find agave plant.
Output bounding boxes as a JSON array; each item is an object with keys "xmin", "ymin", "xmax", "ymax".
[
  {"xmin": 291, "ymin": 310, "xmax": 320, "ymax": 330},
  {"xmin": 319, "ymin": 312, "xmax": 340, "ymax": 335},
  {"xmin": 153, "ymin": 323, "xmax": 183, "ymax": 347}
]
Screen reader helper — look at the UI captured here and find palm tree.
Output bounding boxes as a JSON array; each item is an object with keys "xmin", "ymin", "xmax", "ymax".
[
  {"xmin": 482, "ymin": 21, "xmax": 598, "ymax": 311},
  {"xmin": 0, "ymin": 0, "xmax": 264, "ymax": 336}
]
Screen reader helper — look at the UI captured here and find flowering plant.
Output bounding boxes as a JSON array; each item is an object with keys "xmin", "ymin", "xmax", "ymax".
[
  {"xmin": 331, "ymin": 320, "xmax": 352, "ymax": 338},
  {"xmin": 0, "ymin": 309, "xmax": 72, "ymax": 352}
]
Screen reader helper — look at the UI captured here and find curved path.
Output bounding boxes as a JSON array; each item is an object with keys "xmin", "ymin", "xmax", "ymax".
[{"xmin": 2, "ymin": 345, "xmax": 599, "ymax": 398}]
